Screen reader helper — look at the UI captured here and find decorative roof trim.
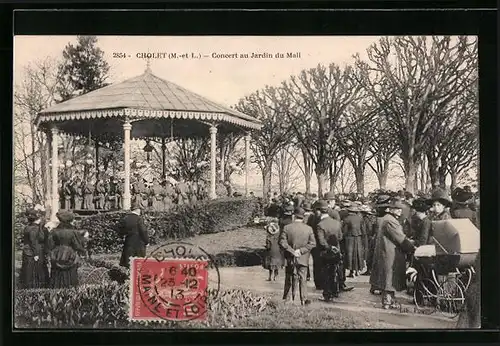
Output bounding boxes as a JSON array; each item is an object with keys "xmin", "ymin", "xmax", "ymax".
[{"xmin": 36, "ymin": 107, "xmax": 262, "ymax": 130}]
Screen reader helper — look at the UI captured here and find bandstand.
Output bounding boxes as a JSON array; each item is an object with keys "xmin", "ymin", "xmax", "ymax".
[{"xmin": 35, "ymin": 66, "xmax": 262, "ymax": 220}]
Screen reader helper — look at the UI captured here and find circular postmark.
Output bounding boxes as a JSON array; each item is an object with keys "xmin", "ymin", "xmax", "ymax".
[{"xmin": 133, "ymin": 242, "xmax": 220, "ymax": 322}]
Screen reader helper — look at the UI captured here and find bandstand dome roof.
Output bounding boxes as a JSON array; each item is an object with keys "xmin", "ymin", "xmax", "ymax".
[{"xmin": 36, "ymin": 67, "xmax": 261, "ymax": 141}]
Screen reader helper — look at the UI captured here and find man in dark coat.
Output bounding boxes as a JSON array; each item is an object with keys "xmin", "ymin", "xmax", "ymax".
[
  {"xmin": 279, "ymin": 202, "xmax": 294, "ymax": 233},
  {"xmin": 324, "ymin": 192, "xmax": 341, "ymax": 221},
  {"xmin": 451, "ymin": 187, "xmax": 477, "ymax": 226},
  {"xmin": 343, "ymin": 205, "xmax": 364, "ymax": 277},
  {"xmin": 370, "ymin": 198, "xmax": 416, "ymax": 309},
  {"xmin": 118, "ymin": 201, "xmax": 149, "ymax": 268},
  {"xmin": 279, "ymin": 207, "xmax": 316, "ymax": 305},
  {"xmin": 315, "ymin": 200, "xmax": 346, "ymax": 301}
]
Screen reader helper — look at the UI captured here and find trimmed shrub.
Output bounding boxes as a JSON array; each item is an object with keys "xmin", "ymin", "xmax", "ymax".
[
  {"xmin": 14, "ymin": 282, "xmax": 272, "ymax": 329},
  {"xmin": 15, "ymin": 197, "xmax": 261, "ymax": 256}
]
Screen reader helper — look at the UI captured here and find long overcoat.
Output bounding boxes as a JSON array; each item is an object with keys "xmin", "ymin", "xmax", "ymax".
[
  {"xmin": 342, "ymin": 212, "xmax": 364, "ymax": 271},
  {"xmin": 118, "ymin": 212, "xmax": 149, "ymax": 268},
  {"xmin": 370, "ymin": 214, "xmax": 408, "ymax": 292}
]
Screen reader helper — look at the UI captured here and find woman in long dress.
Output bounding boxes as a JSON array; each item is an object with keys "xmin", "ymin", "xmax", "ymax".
[
  {"xmin": 19, "ymin": 209, "xmax": 49, "ymax": 288},
  {"xmin": 264, "ymin": 222, "xmax": 284, "ymax": 281},
  {"xmin": 49, "ymin": 211, "xmax": 87, "ymax": 289},
  {"xmin": 343, "ymin": 205, "xmax": 364, "ymax": 277}
]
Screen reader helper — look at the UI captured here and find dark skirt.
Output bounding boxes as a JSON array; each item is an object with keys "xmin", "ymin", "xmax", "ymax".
[
  {"xmin": 361, "ymin": 234, "xmax": 369, "ymax": 263},
  {"xmin": 50, "ymin": 266, "xmax": 79, "ymax": 289},
  {"xmin": 19, "ymin": 254, "xmax": 49, "ymax": 289},
  {"xmin": 344, "ymin": 236, "xmax": 364, "ymax": 271}
]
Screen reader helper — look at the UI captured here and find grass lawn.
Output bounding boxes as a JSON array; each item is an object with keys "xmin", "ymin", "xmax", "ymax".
[
  {"xmin": 92, "ymin": 226, "xmax": 267, "ymax": 267},
  {"xmin": 233, "ymin": 299, "xmax": 402, "ymax": 329}
]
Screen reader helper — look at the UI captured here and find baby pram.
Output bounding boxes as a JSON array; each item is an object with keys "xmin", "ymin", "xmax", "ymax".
[{"xmin": 406, "ymin": 219, "xmax": 479, "ymax": 312}]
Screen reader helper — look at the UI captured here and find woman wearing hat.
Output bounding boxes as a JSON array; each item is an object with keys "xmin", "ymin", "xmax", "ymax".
[
  {"xmin": 342, "ymin": 205, "xmax": 364, "ymax": 278},
  {"xmin": 264, "ymin": 221, "xmax": 284, "ymax": 281},
  {"xmin": 410, "ymin": 198, "xmax": 433, "ymax": 247},
  {"xmin": 429, "ymin": 188, "xmax": 452, "ymax": 221},
  {"xmin": 370, "ymin": 198, "xmax": 416, "ymax": 309},
  {"xmin": 48, "ymin": 211, "xmax": 87, "ymax": 288},
  {"xmin": 19, "ymin": 209, "xmax": 49, "ymax": 288},
  {"xmin": 451, "ymin": 187, "xmax": 477, "ymax": 226}
]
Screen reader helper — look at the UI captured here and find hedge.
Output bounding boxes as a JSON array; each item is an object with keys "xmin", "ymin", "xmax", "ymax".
[
  {"xmin": 15, "ymin": 282, "xmax": 271, "ymax": 329},
  {"xmin": 15, "ymin": 197, "xmax": 263, "ymax": 255}
]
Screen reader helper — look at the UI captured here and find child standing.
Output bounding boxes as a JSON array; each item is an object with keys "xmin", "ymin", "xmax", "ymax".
[{"xmin": 264, "ymin": 221, "xmax": 284, "ymax": 281}]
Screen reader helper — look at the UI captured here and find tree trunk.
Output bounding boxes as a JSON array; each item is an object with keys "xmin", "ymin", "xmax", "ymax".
[
  {"xmin": 354, "ymin": 167, "xmax": 365, "ymax": 196},
  {"xmin": 426, "ymin": 152, "xmax": 439, "ymax": 189},
  {"xmin": 377, "ymin": 169, "xmax": 388, "ymax": 190},
  {"xmin": 420, "ymin": 155, "xmax": 426, "ymax": 192},
  {"xmin": 438, "ymin": 158, "xmax": 447, "ymax": 189},
  {"xmin": 403, "ymin": 154, "xmax": 417, "ymax": 195},
  {"xmin": 414, "ymin": 160, "xmax": 419, "ymax": 193},
  {"xmin": 262, "ymin": 162, "xmax": 273, "ymax": 198},
  {"xmin": 450, "ymin": 172, "xmax": 458, "ymax": 193},
  {"xmin": 301, "ymin": 147, "xmax": 312, "ymax": 195},
  {"xmin": 315, "ymin": 167, "xmax": 328, "ymax": 198},
  {"xmin": 329, "ymin": 166, "xmax": 336, "ymax": 194}
]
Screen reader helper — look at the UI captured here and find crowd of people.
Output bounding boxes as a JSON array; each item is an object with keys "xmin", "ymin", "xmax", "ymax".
[{"xmin": 264, "ymin": 186, "xmax": 479, "ymax": 309}]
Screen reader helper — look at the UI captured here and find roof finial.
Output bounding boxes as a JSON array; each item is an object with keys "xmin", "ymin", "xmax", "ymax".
[{"xmin": 145, "ymin": 56, "xmax": 151, "ymax": 73}]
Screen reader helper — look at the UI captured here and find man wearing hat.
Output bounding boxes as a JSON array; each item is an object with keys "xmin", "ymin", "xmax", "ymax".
[
  {"xmin": 342, "ymin": 204, "xmax": 364, "ymax": 278},
  {"xmin": 429, "ymin": 188, "xmax": 452, "ymax": 221},
  {"xmin": 359, "ymin": 205, "xmax": 376, "ymax": 276},
  {"xmin": 279, "ymin": 207, "xmax": 316, "ymax": 305},
  {"xmin": 118, "ymin": 200, "xmax": 150, "ymax": 268},
  {"xmin": 324, "ymin": 191, "xmax": 341, "ymax": 222},
  {"xmin": 82, "ymin": 177, "xmax": 94, "ymax": 210},
  {"xmin": 451, "ymin": 187, "xmax": 477, "ymax": 226},
  {"xmin": 315, "ymin": 200, "xmax": 351, "ymax": 301},
  {"xmin": 370, "ymin": 198, "xmax": 416, "ymax": 309},
  {"xmin": 279, "ymin": 202, "xmax": 295, "ymax": 233},
  {"xmin": 301, "ymin": 201, "xmax": 314, "ymax": 281},
  {"xmin": 74, "ymin": 177, "xmax": 83, "ymax": 210}
]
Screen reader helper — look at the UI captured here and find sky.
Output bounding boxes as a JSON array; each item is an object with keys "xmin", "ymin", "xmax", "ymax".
[{"xmin": 14, "ymin": 35, "xmax": 381, "ymax": 107}]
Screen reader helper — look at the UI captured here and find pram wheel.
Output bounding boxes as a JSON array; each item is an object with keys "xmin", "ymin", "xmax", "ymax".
[
  {"xmin": 414, "ymin": 278, "xmax": 439, "ymax": 310},
  {"xmin": 437, "ymin": 279, "xmax": 465, "ymax": 316}
]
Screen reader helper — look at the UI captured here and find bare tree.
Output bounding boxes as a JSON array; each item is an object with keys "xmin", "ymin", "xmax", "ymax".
[
  {"xmin": 354, "ymin": 36, "xmax": 478, "ymax": 194},
  {"xmin": 366, "ymin": 118, "xmax": 399, "ymax": 190},
  {"xmin": 14, "ymin": 57, "xmax": 68, "ymax": 207},
  {"xmin": 273, "ymin": 146, "xmax": 303, "ymax": 194},
  {"xmin": 340, "ymin": 101, "xmax": 377, "ymax": 195},
  {"xmin": 219, "ymin": 133, "xmax": 245, "ymax": 183},
  {"xmin": 171, "ymin": 138, "xmax": 210, "ymax": 182},
  {"xmin": 336, "ymin": 160, "xmax": 357, "ymax": 194},
  {"xmin": 329, "ymin": 150, "xmax": 347, "ymax": 194},
  {"xmin": 235, "ymin": 86, "xmax": 293, "ymax": 197},
  {"xmin": 281, "ymin": 63, "xmax": 364, "ymax": 196}
]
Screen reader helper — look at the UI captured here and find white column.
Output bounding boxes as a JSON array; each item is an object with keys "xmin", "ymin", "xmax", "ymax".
[
  {"xmin": 245, "ymin": 132, "xmax": 250, "ymax": 196},
  {"xmin": 219, "ymin": 140, "xmax": 225, "ymax": 182},
  {"xmin": 50, "ymin": 126, "xmax": 59, "ymax": 221},
  {"xmin": 123, "ymin": 120, "xmax": 132, "ymax": 210},
  {"xmin": 210, "ymin": 125, "xmax": 218, "ymax": 199}
]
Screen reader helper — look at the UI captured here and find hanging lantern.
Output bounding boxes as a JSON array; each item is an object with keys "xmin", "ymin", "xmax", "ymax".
[
  {"xmin": 66, "ymin": 160, "xmax": 73, "ymax": 167},
  {"xmin": 143, "ymin": 141, "xmax": 154, "ymax": 162}
]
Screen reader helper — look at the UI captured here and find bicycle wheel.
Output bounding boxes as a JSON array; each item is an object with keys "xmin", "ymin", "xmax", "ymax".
[{"xmin": 414, "ymin": 278, "xmax": 439, "ymax": 310}]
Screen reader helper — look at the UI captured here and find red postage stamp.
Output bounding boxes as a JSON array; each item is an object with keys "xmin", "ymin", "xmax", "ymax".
[{"xmin": 130, "ymin": 257, "xmax": 209, "ymax": 321}]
